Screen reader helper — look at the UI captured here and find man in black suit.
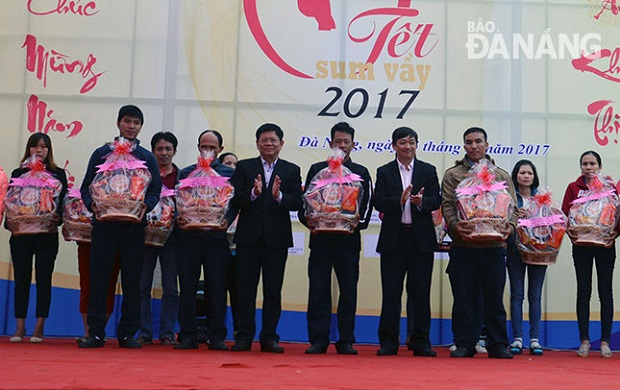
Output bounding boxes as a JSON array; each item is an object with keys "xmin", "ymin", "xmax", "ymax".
[
  {"xmin": 229, "ymin": 123, "xmax": 303, "ymax": 353},
  {"xmin": 298, "ymin": 122, "xmax": 373, "ymax": 355},
  {"xmin": 374, "ymin": 127, "xmax": 441, "ymax": 357}
]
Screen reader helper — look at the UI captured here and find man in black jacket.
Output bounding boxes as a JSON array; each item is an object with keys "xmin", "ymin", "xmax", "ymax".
[
  {"xmin": 299, "ymin": 122, "xmax": 373, "ymax": 355},
  {"xmin": 374, "ymin": 126, "xmax": 441, "ymax": 357}
]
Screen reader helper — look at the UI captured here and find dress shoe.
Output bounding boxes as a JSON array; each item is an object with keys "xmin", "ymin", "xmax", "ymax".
[
  {"xmin": 136, "ymin": 336, "xmax": 153, "ymax": 345},
  {"xmin": 78, "ymin": 336, "xmax": 105, "ymax": 348},
  {"xmin": 160, "ymin": 336, "xmax": 178, "ymax": 346},
  {"xmin": 488, "ymin": 347, "xmax": 513, "ymax": 359},
  {"xmin": 208, "ymin": 340, "xmax": 229, "ymax": 351},
  {"xmin": 376, "ymin": 346, "xmax": 398, "ymax": 356},
  {"xmin": 119, "ymin": 337, "xmax": 142, "ymax": 349},
  {"xmin": 413, "ymin": 347, "xmax": 437, "ymax": 357},
  {"xmin": 260, "ymin": 340, "xmax": 284, "ymax": 353},
  {"xmin": 174, "ymin": 339, "xmax": 199, "ymax": 350},
  {"xmin": 231, "ymin": 341, "xmax": 252, "ymax": 352},
  {"xmin": 30, "ymin": 336, "xmax": 44, "ymax": 343},
  {"xmin": 450, "ymin": 346, "xmax": 475, "ymax": 358},
  {"xmin": 305, "ymin": 344, "xmax": 328, "ymax": 354},
  {"xmin": 336, "ymin": 343, "xmax": 358, "ymax": 355}
]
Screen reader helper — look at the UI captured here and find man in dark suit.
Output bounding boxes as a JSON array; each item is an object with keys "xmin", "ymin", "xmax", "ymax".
[
  {"xmin": 298, "ymin": 122, "xmax": 373, "ymax": 355},
  {"xmin": 374, "ymin": 126, "xmax": 441, "ymax": 357},
  {"xmin": 229, "ymin": 123, "xmax": 303, "ymax": 353}
]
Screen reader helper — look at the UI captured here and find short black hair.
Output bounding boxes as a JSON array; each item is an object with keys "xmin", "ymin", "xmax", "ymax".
[
  {"xmin": 511, "ymin": 159, "xmax": 540, "ymax": 191},
  {"xmin": 580, "ymin": 150, "xmax": 602, "ymax": 168},
  {"xmin": 463, "ymin": 127, "xmax": 487, "ymax": 142},
  {"xmin": 256, "ymin": 123, "xmax": 284, "ymax": 141},
  {"xmin": 198, "ymin": 129, "xmax": 223, "ymax": 147},
  {"xmin": 391, "ymin": 126, "xmax": 418, "ymax": 144},
  {"xmin": 219, "ymin": 152, "xmax": 238, "ymax": 164},
  {"xmin": 150, "ymin": 132, "xmax": 178, "ymax": 151},
  {"xmin": 331, "ymin": 121, "xmax": 355, "ymax": 141},
  {"xmin": 117, "ymin": 105, "xmax": 144, "ymax": 125}
]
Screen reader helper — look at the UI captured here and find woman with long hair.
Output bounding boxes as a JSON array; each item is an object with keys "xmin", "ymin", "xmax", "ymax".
[{"xmin": 6, "ymin": 133, "xmax": 67, "ymax": 343}]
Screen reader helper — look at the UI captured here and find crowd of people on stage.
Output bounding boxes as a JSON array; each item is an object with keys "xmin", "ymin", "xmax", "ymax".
[{"xmin": 3, "ymin": 104, "xmax": 618, "ymax": 359}]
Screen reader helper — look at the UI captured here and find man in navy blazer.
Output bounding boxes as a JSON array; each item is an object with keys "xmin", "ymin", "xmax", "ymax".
[
  {"xmin": 229, "ymin": 123, "xmax": 303, "ymax": 353},
  {"xmin": 374, "ymin": 126, "xmax": 441, "ymax": 357}
]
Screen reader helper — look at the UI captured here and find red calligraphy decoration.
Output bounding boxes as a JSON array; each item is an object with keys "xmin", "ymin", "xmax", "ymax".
[
  {"xmin": 572, "ymin": 47, "xmax": 620, "ymax": 83},
  {"xmin": 27, "ymin": 0, "xmax": 99, "ymax": 16},
  {"xmin": 62, "ymin": 160, "xmax": 76, "ymax": 188},
  {"xmin": 27, "ymin": 95, "xmax": 84, "ymax": 138},
  {"xmin": 588, "ymin": 100, "xmax": 620, "ymax": 146},
  {"xmin": 22, "ymin": 34, "xmax": 105, "ymax": 94},
  {"xmin": 593, "ymin": 0, "xmax": 619, "ymax": 21}
]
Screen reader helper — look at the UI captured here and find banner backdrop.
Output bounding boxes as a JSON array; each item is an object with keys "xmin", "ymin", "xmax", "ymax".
[{"xmin": 1, "ymin": 0, "xmax": 619, "ymax": 348}]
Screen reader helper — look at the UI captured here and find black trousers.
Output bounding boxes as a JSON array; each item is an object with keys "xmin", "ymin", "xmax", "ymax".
[
  {"xmin": 307, "ymin": 245, "xmax": 360, "ymax": 347},
  {"xmin": 378, "ymin": 226, "xmax": 434, "ymax": 351},
  {"xmin": 87, "ymin": 223, "xmax": 145, "ymax": 341},
  {"xmin": 10, "ymin": 233, "xmax": 59, "ymax": 318},
  {"xmin": 572, "ymin": 244, "xmax": 616, "ymax": 342},
  {"xmin": 447, "ymin": 246, "xmax": 508, "ymax": 351},
  {"xmin": 176, "ymin": 234, "xmax": 230, "ymax": 343},
  {"xmin": 234, "ymin": 242, "xmax": 288, "ymax": 344}
]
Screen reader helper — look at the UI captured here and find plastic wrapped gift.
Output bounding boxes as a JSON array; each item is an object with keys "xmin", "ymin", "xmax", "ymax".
[
  {"xmin": 145, "ymin": 186, "xmax": 175, "ymax": 246},
  {"xmin": 175, "ymin": 153, "xmax": 234, "ymax": 229},
  {"xmin": 0, "ymin": 165, "xmax": 7, "ymax": 222},
  {"xmin": 303, "ymin": 148, "xmax": 363, "ymax": 233},
  {"xmin": 516, "ymin": 189, "xmax": 567, "ymax": 265},
  {"xmin": 61, "ymin": 188, "xmax": 93, "ymax": 242},
  {"xmin": 455, "ymin": 160, "xmax": 513, "ymax": 241},
  {"xmin": 432, "ymin": 208, "xmax": 447, "ymax": 245},
  {"xmin": 89, "ymin": 138, "xmax": 151, "ymax": 222},
  {"xmin": 567, "ymin": 174, "xmax": 619, "ymax": 247},
  {"xmin": 4, "ymin": 157, "xmax": 63, "ymax": 235}
]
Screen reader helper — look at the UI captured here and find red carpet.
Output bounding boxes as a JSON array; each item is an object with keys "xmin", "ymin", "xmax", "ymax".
[{"xmin": 1, "ymin": 338, "xmax": 618, "ymax": 389}]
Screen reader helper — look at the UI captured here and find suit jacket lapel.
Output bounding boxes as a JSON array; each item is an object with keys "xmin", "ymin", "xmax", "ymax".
[
  {"xmin": 411, "ymin": 158, "xmax": 422, "ymax": 190},
  {"xmin": 389, "ymin": 160, "xmax": 403, "ymax": 192}
]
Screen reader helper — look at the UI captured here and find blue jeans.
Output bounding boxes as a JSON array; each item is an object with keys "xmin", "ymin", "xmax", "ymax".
[
  {"xmin": 139, "ymin": 240, "xmax": 179, "ymax": 340},
  {"xmin": 506, "ymin": 237, "xmax": 547, "ymax": 340}
]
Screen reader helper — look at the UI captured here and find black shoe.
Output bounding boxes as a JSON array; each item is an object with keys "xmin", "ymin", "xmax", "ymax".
[
  {"xmin": 175, "ymin": 339, "xmax": 199, "ymax": 350},
  {"xmin": 260, "ymin": 340, "xmax": 284, "ymax": 353},
  {"xmin": 336, "ymin": 343, "xmax": 358, "ymax": 355},
  {"xmin": 231, "ymin": 340, "xmax": 252, "ymax": 352},
  {"xmin": 78, "ymin": 336, "xmax": 105, "ymax": 349},
  {"xmin": 376, "ymin": 346, "xmax": 398, "ymax": 356},
  {"xmin": 208, "ymin": 340, "xmax": 229, "ymax": 351},
  {"xmin": 413, "ymin": 347, "xmax": 437, "ymax": 357},
  {"xmin": 119, "ymin": 337, "xmax": 142, "ymax": 349},
  {"xmin": 450, "ymin": 346, "xmax": 475, "ymax": 358},
  {"xmin": 488, "ymin": 347, "xmax": 514, "ymax": 359},
  {"xmin": 136, "ymin": 336, "xmax": 153, "ymax": 345},
  {"xmin": 305, "ymin": 344, "xmax": 328, "ymax": 354}
]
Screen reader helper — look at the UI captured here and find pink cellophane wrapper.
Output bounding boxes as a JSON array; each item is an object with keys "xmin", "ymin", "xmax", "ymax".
[
  {"xmin": 0, "ymin": 165, "xmax": 8, "ymax": 222},
  {"xmin": 432, "ymin": 208, "xmax": 447, "ymax": 245},
  {"xmin": 89, "ymin": 138, "xmax": 152, "ymax": 222},
  {"xmin": 303, "ymin": 148, "xmax": 364, "ymax": 233},
  {"xmin": 516, "ymin": 189, "xmax": 567, "ymax": 265},
  {"xmin": 455, "ymin": 160, "xmax": 513, "ymax": 241},
  {"xmin": 175, "ymin": 154, "xmax": 234, "ymax": 229},
  {"xmin": 62, "ymin": 188, "xmax": 93, "ymax": 242},
  {"xmin": 567, "ymin": 174, "xmax": 619, "ymax": 247},
  {"xmin": 145, "ymin": 186, "xmax": 175, "ymax": 246},
  {"xmin": 4, "ymin": 157, "xmax": 62, "ymax": 235}
]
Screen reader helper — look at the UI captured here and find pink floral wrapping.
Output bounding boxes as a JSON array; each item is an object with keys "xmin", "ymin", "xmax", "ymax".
[
  {"xmin": 175, "ymin": 154, "xmax": 234, "ymax": 229},
  {"xmin": 516, "ymin": 189, "xmax": 567, "ymax": 265},
  {"xmin": 62, "ymin": 187, "xmax": 93, "ymax": 242},
  {"xmin": 89, "ymin": 138, "xmax": 152, "ymax": 222},
  {"xmin": 455, "ymin": 160, "xmax": 513, "ymax": 241},
  {"xmin": 5, "ymin": 157, "xmax": 63, "ymax": 235},
  {"xmin": 303, "ymin": 149, "xmax": 363, "ymax": 233},
  {"xmin": 0, "ymin": 165, "xmax": 7, "ymax": 222}
]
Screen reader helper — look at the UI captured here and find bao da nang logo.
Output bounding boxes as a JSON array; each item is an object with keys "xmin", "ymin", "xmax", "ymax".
[
  {"xmin": 466, "ymin": 19, "xmax": 602, "ymax": 60},
  {"xmin": 243, "ymin": 0, "xmax": 438, "ymax": 79}
]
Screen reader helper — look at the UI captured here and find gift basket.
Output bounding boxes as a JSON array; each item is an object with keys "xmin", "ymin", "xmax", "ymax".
[
  {"xmin": 567, "ymin": 174, "xmax": 619, "ymax": 247},
  {"xmin": 0, "ymin": 165, "xmax": 7, "ymax": 222},
  {"xmin": 89, "ymin": 137, "xmax": 151, "ymax": 222},
  {"xmin": 4, "ymin": 157, "xmax": 63, "ymax": 235},
  {"xmin": 61, "ymin": 188, "xmax": 93, "ymax": 242},
  {"xmin": 175, "ymin": 152, "xmax": 234, "ymax": 229},
  {"xmin": 455, "ymin": 160, "xmax": 513, "ymax": 241},
  {"xmin": 145, "ymin": 186, "xmax": 175, "ymax": 246},
  {"xmin": 303, "ymin": 148, "xmax": 363, "ymax": 233},
  {"xmin": 516, "ymin": 189, "xmax": 567, "ymax": 265}
]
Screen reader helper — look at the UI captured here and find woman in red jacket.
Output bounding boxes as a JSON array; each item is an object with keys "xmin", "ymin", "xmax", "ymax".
[{"xmin": 561, "ymin": 151, "xmax": 616, "ymax": 358}]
